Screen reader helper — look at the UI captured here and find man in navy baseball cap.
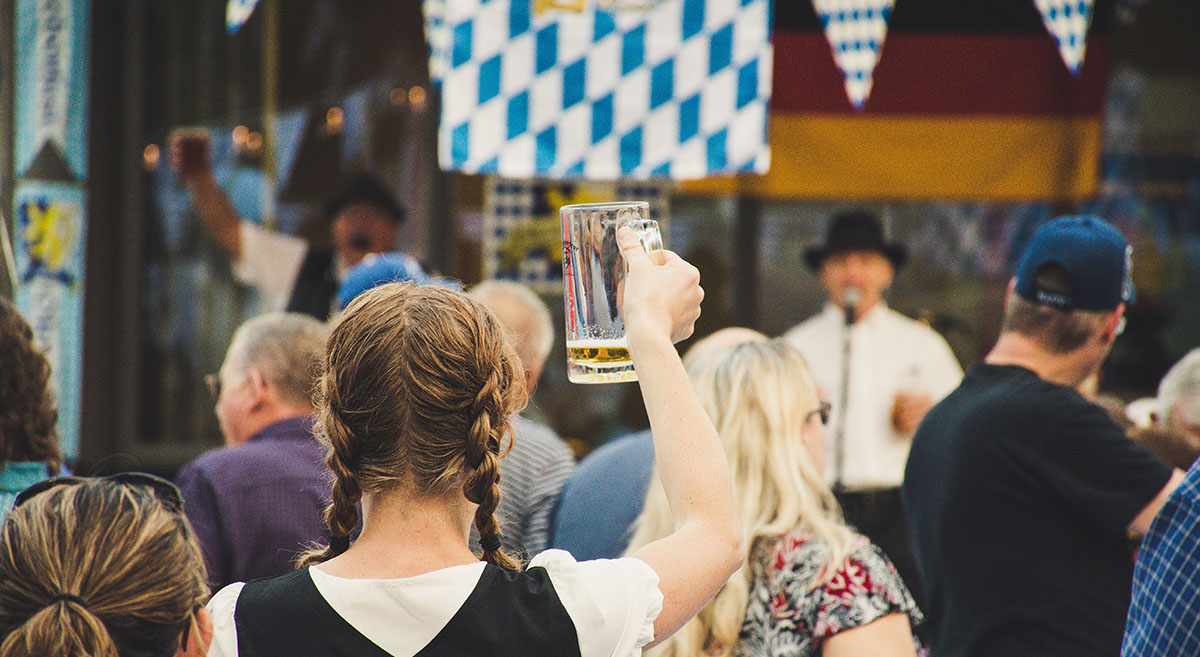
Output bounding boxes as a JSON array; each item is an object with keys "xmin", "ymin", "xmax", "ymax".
[
  {"xmin": 1013, "ymin": 215, "xmax": 1135, "ymax": 313},
  {"xmin": 903, "ymin": 214, "xmax": 1182, "ymax": 657}
]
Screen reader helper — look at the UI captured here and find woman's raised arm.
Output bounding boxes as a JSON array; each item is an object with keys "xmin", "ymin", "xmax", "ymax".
[{"xmin": 616, "ymin": 227, "xmax": 743, "ymax": 647}]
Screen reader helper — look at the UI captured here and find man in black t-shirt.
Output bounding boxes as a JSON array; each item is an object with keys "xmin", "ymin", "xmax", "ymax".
[{"xmin": 903, "ymin": 215, "xmax": 1183, "ymax": 657}]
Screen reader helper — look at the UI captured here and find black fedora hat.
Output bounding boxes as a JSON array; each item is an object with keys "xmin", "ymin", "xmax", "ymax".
[{"xmin": 804, "ymin": 210, "xmax": 907, "ymax": 272}]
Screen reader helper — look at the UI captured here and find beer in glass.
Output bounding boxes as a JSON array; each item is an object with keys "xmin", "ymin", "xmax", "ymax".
[{"xmin": 561, "ymin": 201, "xmax": 662, "ymax": 383}]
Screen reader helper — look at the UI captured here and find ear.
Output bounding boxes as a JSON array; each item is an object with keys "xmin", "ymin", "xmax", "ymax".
[
  {"xmin": 881, "ymin": 259, "xmax": 896, "ymax": 288},
  {"xmin": 1002, "ymin": 278, "xmax": 1017, "ymax": 311},
  {"xmin": 1101, "ymin": 304, "xmax": 1126, "ymax": 344},
  {"xmin": 245, "ymin": 368, "xmax": 271, "ymax": 409},
  {"xmin": 524, "ymin": 359, "xmax": 542, "ymax": 395},
  {"xmin": 177, "ymin": 608, "xmax": 214, "ymax": 657}
]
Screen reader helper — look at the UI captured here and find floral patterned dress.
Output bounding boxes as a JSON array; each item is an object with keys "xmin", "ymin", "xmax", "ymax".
[{"xmin": 734, "ymin": 528, "xmax": 924, "ymax": 657}]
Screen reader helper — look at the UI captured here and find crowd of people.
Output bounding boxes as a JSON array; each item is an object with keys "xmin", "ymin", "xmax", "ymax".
[{"xmin": 3, "ymin": 168, "xmax": 1200, "ymax": 657}]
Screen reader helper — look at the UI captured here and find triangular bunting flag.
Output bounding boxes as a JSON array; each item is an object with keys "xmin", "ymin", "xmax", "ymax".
[
  {"xmin": 1033, "ymin": 0, "xmax": 1095, "ymax": 74},
  {"xmin": 226, "ymin": 0, "xmax": 261, "ymax": 34},
  {"xmin": 811, "ymin": 0, "xmax": 896, "ymax": 110},
  {"xmin": 24, "ymin": 142, "xmax": 75, "ymax": 183}
]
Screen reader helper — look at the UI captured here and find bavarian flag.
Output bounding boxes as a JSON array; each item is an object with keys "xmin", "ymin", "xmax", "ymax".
[{"xmin": 684, "ymin": 0, "xmax": 1110, "ymax": 201}]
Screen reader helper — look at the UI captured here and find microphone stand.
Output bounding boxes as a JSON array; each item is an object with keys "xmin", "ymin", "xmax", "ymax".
[{"xmin": 833, "ymin": 292, "xmax": 858, "ymax": 493}]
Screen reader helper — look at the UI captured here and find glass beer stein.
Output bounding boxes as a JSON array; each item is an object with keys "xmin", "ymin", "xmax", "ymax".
[{"xmin": 561, "ymin": 201, "xmax": 662, "ymax": 384}]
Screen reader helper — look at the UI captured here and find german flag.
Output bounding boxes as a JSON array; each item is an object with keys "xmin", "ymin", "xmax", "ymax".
[{"xmin": 683, "ymin": 0, "xmax": 1111, "ymax": 201}]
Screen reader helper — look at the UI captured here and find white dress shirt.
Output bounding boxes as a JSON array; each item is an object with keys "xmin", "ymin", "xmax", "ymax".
[
  {"xmin": 233, "ymin": 220, "xmax": 350, "ymax": 313},
  {"xmin": 784, "ymin": 302, "xmax": 962, "ymax": 490}
]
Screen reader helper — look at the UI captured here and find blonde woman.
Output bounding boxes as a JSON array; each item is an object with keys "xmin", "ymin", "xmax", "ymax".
[
  {"xmin": 0, "ymin": 474, "xmax": 212, "ymax": 657},
  {"xmin": 627, "ymin": 340, "xmax": 922, "ymax": 657}
]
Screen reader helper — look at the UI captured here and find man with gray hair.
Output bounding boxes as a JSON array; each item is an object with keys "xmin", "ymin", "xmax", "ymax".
[
  {"xmin": 1157, "ymin": 349, "xmax": 1200, "ymax": 438},
  {"xmin": 467, "ymin": 280, "xmax": 575, "ymax": 559},
  {"xmin": 176, "ymin": 312, "xmax": 331, "ymax": 591},
  {"xmin": 1121, "ymin": 347, "xmax": 1200, "ymax": 656}
]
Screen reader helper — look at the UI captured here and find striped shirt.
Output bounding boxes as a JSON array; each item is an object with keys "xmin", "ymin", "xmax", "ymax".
[
  {"xmin": 0, "ymin": 461, "xmax": 58, "ymax": 521},
  {"xmin": 1122, "ymin": 457, "xmax": 1200, "ymax": 656}
]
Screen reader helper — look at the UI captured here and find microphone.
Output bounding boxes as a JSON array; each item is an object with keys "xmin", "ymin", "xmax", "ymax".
[
  {"xmin": 833, "ymin": 285, "xmax": 861, "ymax": 491},
  {"xmin": 843, "ymin": 287, "xmax": 862, "ymax": 326}
]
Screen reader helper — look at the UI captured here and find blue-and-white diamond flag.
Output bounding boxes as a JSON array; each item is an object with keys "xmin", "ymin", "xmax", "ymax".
[
  {"xmin": 424, "ymin": 0, "xmax": 772, "ymax": 180},
  {"xmin": 812, "ymin": 0, "xmax": 895, "ymax": 110},
  {"xmin": 1033, "ymin": 0, "xmax": 1094, "ymax": 74}
]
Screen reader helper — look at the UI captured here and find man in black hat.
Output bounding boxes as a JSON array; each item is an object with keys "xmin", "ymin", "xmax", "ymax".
[
  {"xmin": 783, "ymin": 210, "xmax": 962, "ymax": 611},
  {"xmin": 173, "ymin": 134, "xmax": 416, "ymax": 320}
]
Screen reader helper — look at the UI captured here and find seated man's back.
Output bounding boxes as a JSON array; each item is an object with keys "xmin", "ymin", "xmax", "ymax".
[
  {"xmin": 177, "ymin": 312, "xmax": 332, "ymax": 591},
  {"xmin": 178, "ymin": 416, "xmax": 330, "ymax": 589},
  {"xmin": 553, "ymin": 431, "xmax": 655, "ymax": 560}
]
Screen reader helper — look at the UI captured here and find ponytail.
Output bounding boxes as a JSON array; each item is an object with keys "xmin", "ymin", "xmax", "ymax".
[
  {"xmin": 0, "ymin": 600, "xmax": 120, "ymax": 657},
  {"xmin": 0, "ymin": 481, "xmax": 208, "ymax": 657}
]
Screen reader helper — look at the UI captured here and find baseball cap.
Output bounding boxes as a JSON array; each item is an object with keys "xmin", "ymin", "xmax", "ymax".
[
  {"xmin": 1014, "ymin": 215, "xmax": 1135, "ymax": 311},
  {"xmin": 336, "ymin": 252, "xmax": 462, "ymax": 310}
]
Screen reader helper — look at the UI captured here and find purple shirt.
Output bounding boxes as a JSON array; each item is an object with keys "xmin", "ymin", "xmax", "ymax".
[{"xmin": 176, "ymin": 416, "xmax": 331, "ymax": 591}]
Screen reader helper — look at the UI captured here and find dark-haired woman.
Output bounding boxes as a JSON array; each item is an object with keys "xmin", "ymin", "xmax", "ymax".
[{"xmin": 0, "ymin": 297, "xmax": 64, "ymax": 520}]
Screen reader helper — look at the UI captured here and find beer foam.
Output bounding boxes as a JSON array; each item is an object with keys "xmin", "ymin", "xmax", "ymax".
[{"xmin": 566, "ymin": 338, "xmax": 629, "ymax": 348}]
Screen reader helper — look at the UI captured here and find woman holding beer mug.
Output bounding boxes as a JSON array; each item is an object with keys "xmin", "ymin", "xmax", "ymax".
[
  {"xmin": 204, "ymin": 228, "xmax": 743, "ymax": 657},
  {"xmin": 627, "ymin": 340, "xmax": 924, "ymax": 657}
]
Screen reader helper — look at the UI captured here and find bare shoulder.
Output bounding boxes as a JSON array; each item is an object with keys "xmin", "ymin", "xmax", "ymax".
[{"xmin": 820, "ymin": 612, "xmax": 917, "ymax": 657}]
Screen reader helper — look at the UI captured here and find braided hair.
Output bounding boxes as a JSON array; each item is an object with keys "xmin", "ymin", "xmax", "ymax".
[{"xmin": 298, "ymin": 282, "xmax": 527, "ymax": 570}]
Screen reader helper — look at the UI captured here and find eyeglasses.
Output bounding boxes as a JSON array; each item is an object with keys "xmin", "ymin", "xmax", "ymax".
[
  {"xmin": 204, "ymin": 373, "xmax": 221, "ymax": 400},
  {"xmin": 808, "ymin": 401, "xmax": 832, "ymax": 426},
  {"xmin": 13, "ymin": 472, "xmax": 184, "ymax": 515}
]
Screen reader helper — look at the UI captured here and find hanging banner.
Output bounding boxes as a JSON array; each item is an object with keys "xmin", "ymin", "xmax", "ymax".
[
  {"xmin": 14, "ymin": 0, "xmax": 91, "ymax": 462},
  {"xmin": 483, "ymin": 178, "xmax": 669, "ymax": 292},
  {"xmin": 812, "ymin": 0, "xmax": 896, "ymax": 110},
  {"xmin": 423, "ymin": 0, "xmax": 450, "ymax": 84},
  {"xmin": 1033, "ymin": 0, "xmax": 1095, "ymax": 74},
  {"xmin": 426, "ymin": 0, "xmax": 773, "ymax": 180},
  {"xmin": 684, "ymin": 0, "xmax": 1111, "ymax": 201},
  {"xmin": 12, "ymin": 182, "xmax": 87, "ymax": 461},
  {"xmin": 14, "ymin": 0, "xmax": 90, "ymax": 182}
]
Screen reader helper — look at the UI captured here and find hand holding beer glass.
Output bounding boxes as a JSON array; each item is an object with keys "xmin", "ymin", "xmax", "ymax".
[
  {"xmin": 169, "ymin": 127, "xmax": 212, "ymax": 180},
  {"xmin": 891, "ymin": 365, "xmax": 933, "ymax": 436},
  {"xmin": 562, "ymin": 201, "xmax": 669, "ymax": 383}
]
